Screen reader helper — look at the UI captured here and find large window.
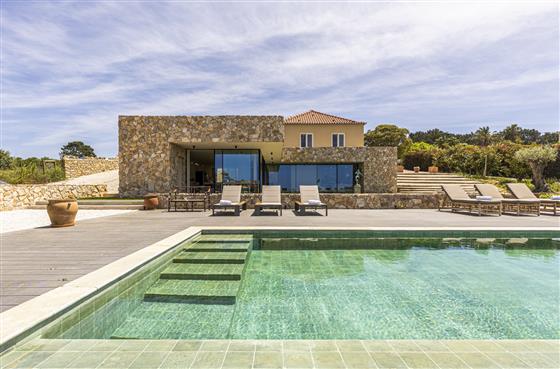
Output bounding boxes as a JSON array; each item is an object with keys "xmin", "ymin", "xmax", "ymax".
[
  {"xmin": 215, "ymin": 150, "xmax": 260, "ymax": 192},
  {"xmin": 332, "ymin": 133, "xmax": 345, "ymax": 147},
  {"xmin": 300, "ymin": 133, "xmax": 313, "ymax": 148},
  {"xmin": 267, "ymin": 164, "xmax": 356, "ymax": 192}
]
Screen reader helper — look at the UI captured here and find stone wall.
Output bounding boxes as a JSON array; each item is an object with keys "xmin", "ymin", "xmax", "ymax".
[
  {"xmin": 158, "ymin": 192, "xmax": 441, "ymax": 210},
  {"xmin": 119, "ymin": 115, "xmax": 285, "ymax": 196},
  {"xmin": 0, "ymin": 184, "xmax": 108, "ymax": 211},
  {"xmin": 281, "ymin": 147, "xmax": 397, "ymax": 193},
  {"xmin": 63, "ymin": 156, "xmax": 118, "ymax": 179}
]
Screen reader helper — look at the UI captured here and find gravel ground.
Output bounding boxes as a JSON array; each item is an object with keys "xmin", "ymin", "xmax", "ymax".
[{"xmin": 0, "ymin": 209, "xmax": 134, "ymax": 234}]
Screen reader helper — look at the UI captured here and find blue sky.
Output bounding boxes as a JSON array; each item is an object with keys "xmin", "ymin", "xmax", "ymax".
[{"xmin": 2, "ymin": 1, "xmax": 558, "ymax": 158}]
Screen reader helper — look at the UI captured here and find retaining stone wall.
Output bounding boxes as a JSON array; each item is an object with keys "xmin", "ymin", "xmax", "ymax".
[
  {"xmin": 158, "ymin": 192, "xmax": 441, "ymax": 210},
  {"xmin": 0, "ymin": 184, "xmax": 108, "ymax": 211},
  {"xmin": 63, "ymin": 156, "xmax": 118, "ymax": 179}
]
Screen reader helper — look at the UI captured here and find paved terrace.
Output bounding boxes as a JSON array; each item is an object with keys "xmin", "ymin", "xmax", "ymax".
[{"xmin": 1, "ymin": 209, "xmax": 558, "ymax": 312}]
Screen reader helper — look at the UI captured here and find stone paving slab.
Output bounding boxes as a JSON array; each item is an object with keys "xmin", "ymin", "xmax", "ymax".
[{"xmin": 1, "ymin": 339, "xmax": 558, "ymax": 369}]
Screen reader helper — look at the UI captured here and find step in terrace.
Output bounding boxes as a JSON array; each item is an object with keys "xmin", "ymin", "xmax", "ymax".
[
  {"xmin": 31, "ymin": 199, "xmax": 144, "ymax": 210},
  {"xmin": 397, "ymin": 172, "xmax": 480, "ymax": 195}
]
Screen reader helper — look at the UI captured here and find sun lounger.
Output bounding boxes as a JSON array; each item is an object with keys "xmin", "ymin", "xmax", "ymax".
[
  {"xmin": 475, "ymin": 184, "xmax": 539, "ymax": 216},
  {"xmin": 441, "ymin": 184, "xmax": 501, "ymax": 216},
  {"xmin": 507, "ymin": 183, "xmax": 559, "ymax": 215},
  {"xmin": 294, "ymin": 185, "xmax": 328, "ymax": 216},
  {"xmin": 211, "ymin": 185, "xmax": 246, "ymax": 215},
  {"xmin": 255, "ymin": 185, "xmax": 283, "ymax": 215}
]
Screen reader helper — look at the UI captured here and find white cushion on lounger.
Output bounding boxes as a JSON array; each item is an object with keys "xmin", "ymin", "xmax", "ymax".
[
  {"xmin": 307, "ymin": 199, "xmax": 322, "ymax": 205},
  {"xmin": 219, "ymin": 200, "xmax": 232, "ymax": 205},
  {"xmin": 476, "ymin": 196, "xmax": 493, "ymax": 201},
  {"xmin": 551, "ymin": 196, "xmax": 560, "ymax": 200}
]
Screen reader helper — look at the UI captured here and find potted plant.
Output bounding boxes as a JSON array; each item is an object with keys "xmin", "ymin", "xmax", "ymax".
[
  {"xmin": 396, "ymin": 160, "xmax": 404, "ymax": 172},
  {"xmin": 47, "ymin": 198, "xmax": 78, "ymax": 227},
  {"xmin": 428, "ymin": 166, "xmax": 439, "ymax": 173},
  {"xmin": 413, "ymin": 166, "xmax": 420, "ymax": 173},
  {"xmin": 143, "ymin": 193, "xmax": 159, "ymax": 210}
]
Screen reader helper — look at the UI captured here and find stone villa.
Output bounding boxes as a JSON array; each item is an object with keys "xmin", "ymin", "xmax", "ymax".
[{"xmin": 118, "ymin": 110, "xmax": 397, "ymax": 197}]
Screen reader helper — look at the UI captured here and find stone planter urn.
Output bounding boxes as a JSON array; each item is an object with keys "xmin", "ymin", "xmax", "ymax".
[
  {"xmin": 143, "ymin": 193, "xmax": 159, "ymax": 210},
  {"xmin": 47, "ymin": 199, "xmax": 78, "ymax": 227},
  {"xmin": 428, "ymin": 166, "xmax": 439, "ymax": 174},
  {"xmin": 354, "ymin": 184, "xmax": 362, "ymax": 193},
  {"xmin": 396, "ymin": 165, "xmax": 404, "ymax": 172},
  {"xmin": 413, "ymin": 166, "xmax": 420, "ymax": 173}
]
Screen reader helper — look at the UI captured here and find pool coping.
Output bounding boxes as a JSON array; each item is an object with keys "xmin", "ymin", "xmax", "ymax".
[{"xmin": 1, "ymin": 226, "xmax": 558, "ymax": 352}]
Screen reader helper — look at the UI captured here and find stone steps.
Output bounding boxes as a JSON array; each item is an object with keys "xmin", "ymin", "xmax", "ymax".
[
  {"xmin": 28, "ymin": 204, "xmax": 144, "ymax": 210},
  {"xmin": 141, "ymin": 234, "xmax": 251, "ymax": 305},
  {"xmin": 397, "ymin": 172, "xmax": 480, "ymax": 195},
  {"xmin": 174, "ymin": 251, "xmax": 247, "ymax": 264},
  {"xmin": 144, "ymin": 279, "xmax": 240, "ymax": 304}
]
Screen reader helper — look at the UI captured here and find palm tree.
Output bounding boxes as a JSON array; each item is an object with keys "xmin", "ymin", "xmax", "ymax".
[{"xmin": 474, "ymin": 127, "xmax": 493, "ymax": 177}]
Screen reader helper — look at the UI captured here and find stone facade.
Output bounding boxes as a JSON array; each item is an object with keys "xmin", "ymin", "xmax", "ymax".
[
  {"xmin": 119, "ymin": 115, "xmax": 284, "ymax": 196},
  {"xmin": 281, "ymin": 147, "xmax": 397, "ymax": 193},
  {"xmin": 0, "ymin": 184, "xmax": 108, "ymax": 211},
  {"xmin": 158, "ymin": 192, "xmax": 441, "ymax": 210},
  {"xmin": 63, "ymin": 156, "xmax": 118, "ymax": 179}
]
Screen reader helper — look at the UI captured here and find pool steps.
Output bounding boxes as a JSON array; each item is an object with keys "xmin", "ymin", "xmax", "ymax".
[{"xmin": 142, "ymin": 234, "xmax": 251, "ymax": 304}]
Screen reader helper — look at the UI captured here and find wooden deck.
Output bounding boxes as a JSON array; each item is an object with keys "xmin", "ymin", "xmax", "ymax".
[{"xmin": 1, "ymin": 209, "xmax": 557, "ymax": 312}]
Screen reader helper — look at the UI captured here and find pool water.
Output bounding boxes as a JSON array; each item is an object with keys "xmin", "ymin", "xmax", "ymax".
[{"xmin": 55, "ymin": 236, "xmax": 560, "ymax": 340}]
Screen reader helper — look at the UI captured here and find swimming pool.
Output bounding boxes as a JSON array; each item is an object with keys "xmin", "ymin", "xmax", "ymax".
[{"xmin": 41, "ymin": 231, "xmax": 559, "ymax": 340}]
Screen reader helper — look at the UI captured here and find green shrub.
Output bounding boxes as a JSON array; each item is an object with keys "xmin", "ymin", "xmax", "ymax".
[
  {"xmin": 0, "ymin": 163, "xmax": 65, "ymax": 184},
  {"xmin": 402, "ymin": 142, "xmax": 439, "ymax": 171}
]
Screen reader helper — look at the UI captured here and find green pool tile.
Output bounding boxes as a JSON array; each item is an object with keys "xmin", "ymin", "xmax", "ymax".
[
  {"xmin": 340, "ymin": 351, "xmax": 377, "ymax": 368},
  {"xmin": 3, "ymin": 351, "xmax": 53, "ymax": 369},
  {"xmin": 37, "ymin": 351, "xmax": 82, "ymax": 368},
  {"xmin": 187, "ymin": 241, "xmax": 251, "ymax": 252},
  {"xmin": 173, "ymin": 341, "xmax": 203, "ymax": 351},
  {"xmin": 144, "ymin": 279, "xmax": 240, "ymax": 303},
  {"xmin": 66, "ymin": 351, "xmax": 112, "ymax": 368},
  {"xmin": 370, "ymin": 352, "xmax": 408, "ymax": 369},
  {"xmin": 160, "ymin": 263, "xmax": 244, "ymax": 280},
  {"xmin": 283, "ymin": 352, "xmax": 314, "ymax": 369}
]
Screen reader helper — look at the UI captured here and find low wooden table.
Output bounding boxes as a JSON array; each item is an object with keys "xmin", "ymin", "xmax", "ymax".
[{"xmin": 185, "ymin": 198, "xmax": 207, "ymax": 212}]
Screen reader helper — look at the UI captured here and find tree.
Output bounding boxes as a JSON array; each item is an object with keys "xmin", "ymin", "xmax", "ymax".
[
  {"xmin": 365, "ymin": 124, "xmax": 411, "ymax": 158},
  {"xmin": 60, "ymin": 141, "xmax": 96, "ymax": 158},
  {"xmin": 514, "ymin": 146, "xmax": 558, "ymax": 192},
  {"xmin": 500, "ymin": 124, "xmax": 522, "ymax": 143},
  {"xmin": 0, "ymin": 149, "xmax": 13, "ymax": 170},
  {"xmin": 473, "ymin": 127, "xmax": 493, "ymax": 176}
]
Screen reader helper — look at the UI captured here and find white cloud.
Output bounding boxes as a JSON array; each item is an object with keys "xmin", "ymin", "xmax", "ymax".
[{"xmin": 1, "ymin": 1, "xmax": 558, "ymax": 157}]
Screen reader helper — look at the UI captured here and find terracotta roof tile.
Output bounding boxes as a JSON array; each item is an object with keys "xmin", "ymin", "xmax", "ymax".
[{"xmin": 285, "ymin": 110, "xmax": 365, "ymax": 125}]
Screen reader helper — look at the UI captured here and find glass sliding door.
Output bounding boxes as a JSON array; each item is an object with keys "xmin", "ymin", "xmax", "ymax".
[
  {"xmin": 266, "ymin": 164, "xmax": 356, "ymax": 193},
  {"xmin": 215, "ymin": 150, "xmax": 260, "ymax": 192}
]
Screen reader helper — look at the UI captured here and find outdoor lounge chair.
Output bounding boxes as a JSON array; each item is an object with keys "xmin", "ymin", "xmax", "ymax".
[
  {"xmin": 255, "ymin": 185, "xmax": 283, "ymax": 215},
  {"xmin": 211, "ymin": 185, "xmax": 246, "ymax": 215},
  {"xmin": 294, "ymin": 185, "xmax": 328, "ymax": 216},
  {"xmin": 475, "ymin": 184, "xmax": 539, "ymax": 216},
  {"xmin": 441, "ymin": 184, "xmax": 501, "ymax": 216},
  {"xmin": 507, "ymin": 183, "xmax": 559, "ymax": 215}
]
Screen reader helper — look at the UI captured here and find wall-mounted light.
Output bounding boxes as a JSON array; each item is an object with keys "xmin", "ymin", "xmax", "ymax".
[
  {"xmin": 192, "ymin": 145, "xmax": 195, "ymax": 149},
  {"xmin": 234, "ymin": 145, "xmax": 238, "ymax": 149}
]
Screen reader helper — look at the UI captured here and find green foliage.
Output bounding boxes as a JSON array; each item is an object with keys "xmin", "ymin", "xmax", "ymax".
[
  {"xmin": 0, "ymin": 149, "xmax": 13, "ymax": 170},
  {"xmin": 514, "ymin": 145, "xmax": 558, "ymax": 166},
  {"xmin": 402, "ymin": 142, "xmax": 439, "ymax": 171},
  {"xmin": 60, "ymin": 141, "xmax": 96, "ymax": 158},
  {"xmin": 0, "ymin": 163, "xmax": 65, "ymax": 184},
  {"xmin": 364, "ymin": 124, "xmax": 411, "ymax": 158}
]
